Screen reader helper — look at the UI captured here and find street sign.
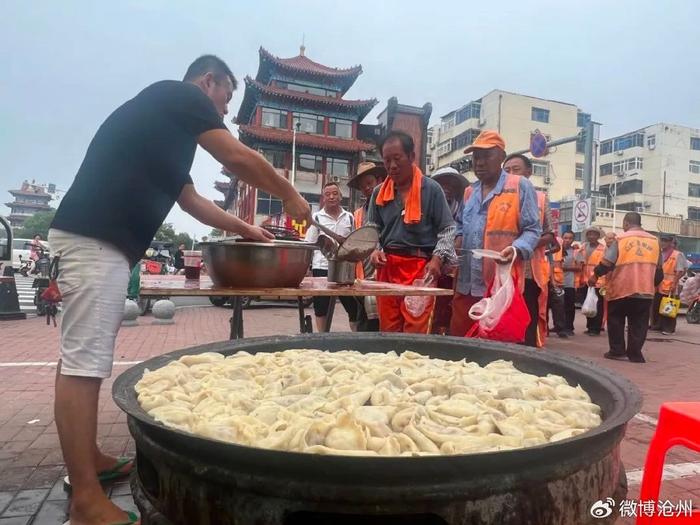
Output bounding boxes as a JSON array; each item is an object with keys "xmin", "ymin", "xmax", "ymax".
[
  {"xmin": 571, "ymin": 198, "xmax": 592, "ymax": 233},
  {"xmin": 530, "ymin": 131, "xmax": 548, "ymax": 158}
]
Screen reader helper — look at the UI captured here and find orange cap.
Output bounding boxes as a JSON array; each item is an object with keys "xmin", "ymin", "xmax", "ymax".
[{"xmin": 463, "ymin": 130, "xmax": 506, "ymax": 153}]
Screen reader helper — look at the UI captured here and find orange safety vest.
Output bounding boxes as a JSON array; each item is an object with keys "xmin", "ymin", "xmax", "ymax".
[
  {"xmin": 530, "ymin": 191, "xmax": 550, "ymax": 290},
  {"xmin": 606, "ymin": 230, "xmax": 660, "ymax": 301},
  {"xmin": 464, "ymin": 174, "xmax": 523, "ymax": 291},
  {"xmin": 582, "ymin": 243, "xmax": 606, "ymax": 288},
  {"xmin": 354, "ymin": 207, "xmax": 365, "ymax": 279},
  {"xmin": 552, "ymin": 241, "xmax": 564, "ymax": 287},
  {"xmin": 658, "ymin": 249, "xmax": 681, "ymax": 295}
]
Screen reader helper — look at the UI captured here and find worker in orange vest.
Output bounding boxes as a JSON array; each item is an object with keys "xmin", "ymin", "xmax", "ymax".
[
  {"xmin": 588, "ymin": 212, "xmax": 663, "ymax": 363},
  {"xmin": 347, "ymin": 161, "xmax": 386, "ymax": 332},
  {"xmin": 547, "ymin": 235, "xmax": 568, "ymax": 337},
  {"xmin": 503, "ymin": 153, "xmax": 558, "ymax": 346},
  {"xmin": 430, "ymin": 167, "xmax": 469, "ymax": 335},
  {"xmin": 579, "ymin": 226, "xmax": 606, "ymax": 335},
  {"xmin": 650, "ymin": 233, "xmax": 685, "ymax": 335},
  {"xmin": 557, "ymin": 231, "xmax": 585, "ymax": 335},
  {"xmin": 450, "ymin": 131, "xmax": 541, "ymax": 338},
  {"xmin": 368, "ymin": 131, "xmax": 457, "ymax": 333}
]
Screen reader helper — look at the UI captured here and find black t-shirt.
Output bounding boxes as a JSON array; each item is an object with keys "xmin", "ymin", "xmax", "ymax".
[{"xmin": 52, "ymin": 80, "xmax": 226, "ymax": 266}]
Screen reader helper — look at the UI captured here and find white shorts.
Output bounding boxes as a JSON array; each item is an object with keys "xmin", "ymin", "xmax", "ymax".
[{"xmin": 48, "ymin": 229, "xmax": 131, "ymax": 378}]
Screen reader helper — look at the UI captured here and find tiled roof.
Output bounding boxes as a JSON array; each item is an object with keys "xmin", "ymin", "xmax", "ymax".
[
  {"xmin": 236, "ymin": 77, "xmax": 377, "ymax": 125},
  {"xmin": 214, "ymin": 180, "xmax": 231, "ymax": 193},
  {"xmin": 8, "ymin": 190, "xmax": 51, "ymax": 198},
  {"xmin": 5, "ymin": 202, "xmax": 52, "ymax": 209},
  {"xmin": 259, "ymin": 47, "xmax": 362, "ymax": 78},
  {"xmin": 238, "ymin": 125, "xmax": 374, "ymax": 153}
]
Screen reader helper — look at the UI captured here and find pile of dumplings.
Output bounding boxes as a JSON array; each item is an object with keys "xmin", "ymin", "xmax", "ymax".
[{"xmin": 135, "ymin": 349, "xmax": 602, "ymax": 457}]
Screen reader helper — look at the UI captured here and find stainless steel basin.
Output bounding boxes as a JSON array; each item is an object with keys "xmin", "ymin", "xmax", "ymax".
[{"xmin": 200, "ymin": 240, "xmax": 315, "ymax": 288}]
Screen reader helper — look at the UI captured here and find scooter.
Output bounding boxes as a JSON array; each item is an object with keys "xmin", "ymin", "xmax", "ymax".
[
  {"xmin": 30, "ymin": 245, "xmax": 52, "ymax": 316},
  {"xmin": 17, "ymin": 254, "xmax": 32, "ymax": 277}
]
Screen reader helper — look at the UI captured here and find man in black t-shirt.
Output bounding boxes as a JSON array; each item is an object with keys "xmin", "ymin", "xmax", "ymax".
[{"xmin": 48, "ymin": 55, "xmax": 310, "ymax": 525}]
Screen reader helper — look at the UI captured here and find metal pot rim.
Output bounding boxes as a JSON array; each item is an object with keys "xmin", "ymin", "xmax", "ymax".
[{"xmin": 201, "ymin": 240, "xmax": 316, "ymax": 250}]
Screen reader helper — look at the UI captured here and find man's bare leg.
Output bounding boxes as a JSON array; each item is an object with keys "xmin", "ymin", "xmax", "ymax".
[
  {"xmin": 55, "ymin": 371, "xmax": 133, "ymax": 524},
  {"xmin": 314, "ymin": 315, "xmax": 326, "ymax": 333}
]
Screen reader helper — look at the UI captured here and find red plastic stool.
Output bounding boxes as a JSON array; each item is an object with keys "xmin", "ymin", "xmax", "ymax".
[{"xmin": 637, "ymin": 402, "xmax": 700, "ymax": 524}]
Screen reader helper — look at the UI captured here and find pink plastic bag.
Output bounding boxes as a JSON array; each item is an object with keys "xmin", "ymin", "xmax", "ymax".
[{"xmin": 404, "ymin": 275, "xmax": 435, "ymax": 317}]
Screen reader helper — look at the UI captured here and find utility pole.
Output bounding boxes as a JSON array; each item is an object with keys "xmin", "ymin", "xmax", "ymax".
[{"xmin": 583, "ymin": 120, "xmax": 594, "ymax": 197}]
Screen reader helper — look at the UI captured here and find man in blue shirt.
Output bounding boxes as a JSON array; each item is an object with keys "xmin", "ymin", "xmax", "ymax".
[{"xmin": 449, "ymin": 130, "xmax": 541, "ymax": 337}]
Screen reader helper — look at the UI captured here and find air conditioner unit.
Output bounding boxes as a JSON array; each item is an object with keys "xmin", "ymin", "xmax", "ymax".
[
  {"xmin": 430, "ymin": 144, "xmax": 436, "ymax": 150},
  {"xmin": 330, "ymin": 176, "xmax": 340, "ymax": 183},
  {"xmin": 543, "ymin": 176, "xmax": 552, "ymax": 185},
  {"xmin": 478, "ymin": 118, "xmax": 487, "ymax": 127},
  {"xmin": 635, "ymin": 206, "xmax": 645, "ymax": 213},
  {"xmin": 615, "ymin": 150, "xmax": 624, "ymax": 156},
  {"xmin": 648, "ymin": 143, "xmax": 656, "ymax": 150}
]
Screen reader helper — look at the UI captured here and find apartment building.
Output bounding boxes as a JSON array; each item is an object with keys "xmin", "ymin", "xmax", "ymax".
[
  {"xmin": 427, "ymin": 89, "xmax": 593, "ymax": 201},
  {"xmin": 598, "ymin": 123, "xmax": 700, "ymax": 219}
]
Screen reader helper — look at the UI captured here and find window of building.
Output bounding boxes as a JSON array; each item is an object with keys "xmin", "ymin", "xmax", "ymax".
[
  {"xmin": 690, "ymin": 160, "xmax": 700, "ymax": 174},
  {"xmin": 329, "ymin": 118, "xmax": 352, "ymax": 139},
  {"xmin": 689, "ymin": 183, "xmax": 700, "ymax": 198},
  {"xmin": 452, "ymin": 128, "xmax": 480, "ymax": 151},
  {"xmin": 692, "ymin": 137, "xmax": 700, "ymax": 150},
  {"xmin": 576, "ymin": 134, "xmax": 585, "ymax": 154},
  {"xmin": 455, "ymin": 101, "xmax": 481, "ymax": 125},
  {"xmin": 689, "ymin": 207, "xmax": 700, "ymax": 220},
  {"xmin": 328, "ymin": 158, "xmax": 349, "ymax": 178},
  {"xmin": 600, "ymin": 140, "xmax": 613, "ymax": 155},
  {"xmin": 440, "ymin": 115, "xmax": 455, "ymax": 133},
  {"xmin": 297, "ymin": 154, "xmax": 322, "ymax": 172},
  {"xmin": 277, "ymin": 81, "xmax": 337, "ymax": 97},
  {"xmin": 531, "ymin": 107, "xmax": 550, "ymax": 123},
  {"xmin": 532, "ymin": 161, "xmax": 549, "ymax": 178},
  {"xmin": 647, "ymin": 135, "xmax": 656, "ymax": 149},
  {"xmin": 261, "ymin": 107, "xmax": 288, "ymax": 129},
  {"xmin": 600, "ymin": 163, "xmax": 613, "ymax": 176},
  {"xmin": 577, "ymin": 111, "xmax": 591, "ymax": 128},
  {"xmin": 576, "ymin": 163, "xmax": 584, "ymax": 180},
  {"xmin": 262, "ymin": 149, "xmax": 286, "ymax": 169},
  {"xmin": 293, "ymin": 112, "xmax": 324, "ymax": 134},
  {"xmin": 611, "ymin": 157, "xmax": 644, "ymax": 174},
  {"xmin": 437, "ymin": 140, "xmax": 452, "ymax": 157},
  {"xmin": 613, "ymin": 132, "xmax": 644, "ymax": 151},
  {"xmin": 256, "ymin": 191, "xmax": 283, "ymax": 216},
  {"xmin": 617, "ymin": 202, "xmax": 645, "ymax": 212}
]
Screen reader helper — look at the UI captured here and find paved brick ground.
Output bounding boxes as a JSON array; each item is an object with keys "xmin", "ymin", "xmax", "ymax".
[{"xmin": 1, "ymin": 303, "xmax": 698, "ymax": 523}]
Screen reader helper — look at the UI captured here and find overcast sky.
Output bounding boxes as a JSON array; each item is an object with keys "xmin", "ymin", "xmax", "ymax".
[{"xmin": 2, "ymin": 1, "xmax": 699, "ymax": 237}]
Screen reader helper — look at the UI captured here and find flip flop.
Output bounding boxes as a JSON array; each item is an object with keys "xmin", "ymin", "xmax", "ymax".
[
  {"xmin": 63, "ymin": 457, "xmax": 134, "ymax": 491},
  {"xmin": 62, "ymin": 510, "xmax": 140, "ymax": 525}
]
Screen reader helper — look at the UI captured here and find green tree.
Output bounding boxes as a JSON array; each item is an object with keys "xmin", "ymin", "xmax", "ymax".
[
  {"xmin": 154, "ymin": 222, "xmax": 177, "ymax": 244},
  {"xmin": 209, "ymin": 228, "xmax": 223, "ymax": 238},
  {"xmin": 14, "ymin": 210, "xmax": 56, "ymax": 239},
  {"xmin": 174, "ymin": 232, "xmax": 194, "ymax": 249}
]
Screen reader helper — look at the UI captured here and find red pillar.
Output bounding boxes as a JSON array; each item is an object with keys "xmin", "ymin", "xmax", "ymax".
[
  {"xmin": 352, "ymin": 120, "xmax": 357, "ymax": 139},
  {"xmin": 255, "ymin": 107, "xmax": 262, "ymax": 126},
  {"xmin": 323, "ymin": 117, "xmax": 329, "ymax": 136}
]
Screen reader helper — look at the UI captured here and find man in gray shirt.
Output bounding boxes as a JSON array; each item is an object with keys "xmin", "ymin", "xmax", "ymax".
[{"xmin": 368, "ymin": 131, "xmax": 456, "ymax": 333}]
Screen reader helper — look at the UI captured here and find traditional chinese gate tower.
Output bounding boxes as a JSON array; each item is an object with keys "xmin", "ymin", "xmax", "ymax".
[{"xmin": 220, "ymin": 46, "xmax": 377, "ymax": 232}]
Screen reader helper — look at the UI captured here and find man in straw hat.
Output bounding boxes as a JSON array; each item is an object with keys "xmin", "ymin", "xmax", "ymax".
[
  {"xmin": 347, "ymin": 161, "xmax": 386, "ymax": 331},
  {"xmin": 450, "ymin": 130, "xmax": 541, "ymax": 338},
  {"xmin": 368, "ymin": 131, "xmax": 456, "ymax": 333},
  {"xmin": 429, "ymin": 166, "xmax": 468, "ymax": 334},
  {"xmin": 580, "ymin": 225, "xmax": 606, "ymax": 335}
]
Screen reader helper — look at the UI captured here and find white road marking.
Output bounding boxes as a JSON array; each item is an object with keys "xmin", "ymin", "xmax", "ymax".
[
  {"xmin": 627, "ymin": 462, "xmax": 700, "ymax": 485},
  {"xmin": 0, "ymin": 360, "xmax": 143, "ymax": 367},
  {"xmin": 634, "ymin": 413, "xmax": 659, "ymax": 426}
]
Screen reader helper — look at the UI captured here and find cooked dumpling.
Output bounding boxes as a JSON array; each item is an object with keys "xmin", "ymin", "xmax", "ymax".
[{"xmin": 135, "ymin": 349, "xmax": 602, "ymax": 457}]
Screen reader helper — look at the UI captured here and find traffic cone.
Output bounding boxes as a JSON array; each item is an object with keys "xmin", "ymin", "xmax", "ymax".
[{"xmin": 0, "ymin": 266, "xmax": 27, "ymax": 320}]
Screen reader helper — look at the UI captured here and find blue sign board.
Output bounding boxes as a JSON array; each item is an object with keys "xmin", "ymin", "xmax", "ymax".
[{"xmin": 530, "ymin": 132, "xmax": 548, "ymax": 158}]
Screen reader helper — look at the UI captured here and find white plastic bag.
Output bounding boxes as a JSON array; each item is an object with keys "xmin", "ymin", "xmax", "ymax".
[
  {"xmin": 404, "ymin": 275, "xmax": 434, "ymax": 317},
  {"xmin": 468, "ymin": 249, "xmax": 515, "ymax": 330},
  {"xmin": 581, "ymin": 286, "xmax": 598, "ymax": 318}
]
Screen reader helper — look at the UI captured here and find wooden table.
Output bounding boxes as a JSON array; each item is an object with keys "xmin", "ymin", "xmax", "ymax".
[{"xmin": 140, "ymin": 275, "xmax": 452, "ymax": 339}]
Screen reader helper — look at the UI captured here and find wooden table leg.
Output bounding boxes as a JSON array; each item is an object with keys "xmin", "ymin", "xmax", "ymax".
[
  {"xmin": 297, "ymin": 297, "xmax": 310, "ymax": 333},
  {"xmin": 230, "ymin": 297, "xmax": 244, "ymax": 339},
  {"xmin": 324, "ymin": 296, "xmax": 337, "ymax": 333}
]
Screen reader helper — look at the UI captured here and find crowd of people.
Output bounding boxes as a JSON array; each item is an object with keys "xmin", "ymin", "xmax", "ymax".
[{"xmin": 320, "ymin": 128, "xmax": 691, "ymax": 366}]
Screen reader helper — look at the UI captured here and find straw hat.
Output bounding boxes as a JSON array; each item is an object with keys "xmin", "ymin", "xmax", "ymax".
[
  {"xmin": 430, "ymin": 167, "xmax": 469, "ymax": 195},
  {"xmin": 347, "ymin": 162, "xmax": 386, "ymax": 190}
]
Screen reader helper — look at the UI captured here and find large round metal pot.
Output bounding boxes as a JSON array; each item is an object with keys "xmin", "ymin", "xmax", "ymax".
[
  {"xmin": 200, "ymin": 239, "xmax": 314, "ymax": 288},
  {"xmin": 113, "ymin": 334, "xmax": 640, "ymax": 525}
]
